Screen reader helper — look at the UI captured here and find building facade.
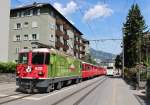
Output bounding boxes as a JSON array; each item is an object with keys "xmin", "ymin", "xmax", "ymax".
[
  {"xmin": 0, "ymin": 0, "xmax": 10, "ymax": 62},
  {"xmin": 9, "ymin": 3, "xmax": 89, "ymax": 62}
]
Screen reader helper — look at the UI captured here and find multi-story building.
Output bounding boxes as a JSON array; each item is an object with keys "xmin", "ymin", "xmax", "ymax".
[
  {"xmin": 9, "ymin": 2, "xmax": 89, "ymax": 62},
  {"xmin": 0, "ymin": 0, "xmax": 10, "ymax": 62}
]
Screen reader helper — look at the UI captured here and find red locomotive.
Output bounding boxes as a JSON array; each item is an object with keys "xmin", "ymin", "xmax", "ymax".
[{"xmin": 16, "ymin": 48, "xmax": 106, "ymax": 93}]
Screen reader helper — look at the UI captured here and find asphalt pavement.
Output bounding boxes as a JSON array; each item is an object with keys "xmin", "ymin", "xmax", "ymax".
[{"xmin": 0, "ymin": 76, "xmax": 145, "ymax": 105}]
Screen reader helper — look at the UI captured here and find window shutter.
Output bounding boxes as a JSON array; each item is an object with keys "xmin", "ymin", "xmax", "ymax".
[
  {"xmin": 37, "ymin": 9, "xmax": 40, "ymax": 15},
  {"xmin": 30, "ymin": 10, "xmax": 33, "ymax": 16},
  {"xmin": 29, "ymin": 34, "xmax": 32, "ymax": 41},
  {"xmin": 13, "ymin": 24, "xmax": 17, "ymax": 29},
  {"xmin": 37, "ymin": 34, "xmax": 39, "ymax": 40},
  {"xmin": 13, "ymin": 35, "xmax": 16, "ymax": 41}
]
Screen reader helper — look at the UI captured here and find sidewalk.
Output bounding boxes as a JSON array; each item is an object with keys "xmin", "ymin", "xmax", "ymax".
[{"xmin": 112, "ymin": 77, "xmax": 150, "ymax": 105}]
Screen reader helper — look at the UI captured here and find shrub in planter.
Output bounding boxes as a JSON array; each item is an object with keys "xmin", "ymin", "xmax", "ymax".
[{"xmin": 0, "ymin": 62, "xmax": 16, "ymax": 73}]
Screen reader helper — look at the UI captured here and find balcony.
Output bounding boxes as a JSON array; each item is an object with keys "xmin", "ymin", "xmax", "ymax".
[
  {"xmin": 56, "ymin": 19, "xmax": 64, "ymax": 25},
  {"xmin": 79, "ymin": 42, "xmax": 85, "ymax": 46},
  {"xmin": 73, "ymin": 48, "xmax": 80, "ymax": 53},
  {"xmin": 74, "ymin": 41, "xmax": 80, "ymax": 45},
  {"xmin": 64, "ymin": 24, "xmax": 70, "ymax": 30},
  {"xmin": 63, "ymin": 34, "xmax": 69, "ymax": 40},
  {"xmin": 56, "ymin": 30, "xmax": 64, "ymax": 37},
  {"xmin": 63, "ymin": 44, "xmax": 69, "ymax": 51},
  {"xmin": 80, "ymin": 50, "xmax": 85, "ymax": 55},
  {"xmin": 55, "ymin": 41, "xmax": 63, "ymax": 48},
  {"xmin": 75, "ymin": 32, "xmax": 81, "ymax": 36}
]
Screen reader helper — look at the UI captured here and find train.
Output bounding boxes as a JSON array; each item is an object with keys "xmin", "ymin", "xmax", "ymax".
[{"xmin": 16, "ymin": 48, "xmax": 106, "ymax": 93}]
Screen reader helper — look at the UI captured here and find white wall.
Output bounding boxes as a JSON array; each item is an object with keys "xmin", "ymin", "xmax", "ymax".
[{"xmin": 0, "ymin": 0, "xmax": 10, "ymax": 61}]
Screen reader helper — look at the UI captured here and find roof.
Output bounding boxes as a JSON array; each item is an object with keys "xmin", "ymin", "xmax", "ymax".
[
  {"xmin": 82, "ymin": 38, "xmax": 90, "ymax": 44},
  {"xmin": 11, "ymin": 2, "xmax": 83, "ymax": 35}
]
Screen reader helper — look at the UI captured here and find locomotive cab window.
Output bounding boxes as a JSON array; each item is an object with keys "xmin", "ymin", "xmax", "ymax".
[
  {"xmin": 32, "ymin": 52, "xmax": 50, "ymax": 65},
  {"xmin": 32, "ymin": 52, "xmax": 44, "ymax": 64}
]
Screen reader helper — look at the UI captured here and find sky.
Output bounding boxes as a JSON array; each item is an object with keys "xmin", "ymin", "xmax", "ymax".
[{"xmin": 11, "ymin": 0, "xmax": 150, "ymax": 55}]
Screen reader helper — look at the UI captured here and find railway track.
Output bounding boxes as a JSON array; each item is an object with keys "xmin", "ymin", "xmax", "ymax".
[
  {"xmin": 51, "ymin": 76, "xmax": 107, "ymax": 105},
  {"xmin": 0, "ymin": 93, "xmax": 34, "ymax": 105}
]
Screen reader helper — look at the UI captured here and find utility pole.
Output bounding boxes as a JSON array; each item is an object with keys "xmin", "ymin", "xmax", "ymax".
[{"xmin": 122, "ymin": 28, "xmax": 125, "ymax": 79}]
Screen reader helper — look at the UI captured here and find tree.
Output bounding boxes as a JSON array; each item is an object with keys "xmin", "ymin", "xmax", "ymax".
[
  {"xmin": 123, "ymin": 4, "xmax": 148, "ymax": 68},
  {"xmin": 115, "ymin": 54, "xmax": 122, "ymax": 69}
]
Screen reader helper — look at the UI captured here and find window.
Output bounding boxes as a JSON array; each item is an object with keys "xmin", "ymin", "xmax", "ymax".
[
  {"xmin": 24, "ymin": 22, "xmax": 29, "ymax": 27},
  {"xmin": 37, "ymin": 9, "xmax": 40, "ymax": 15},
  {"xmin": 16, "ymin": 23, "xmax": 21, "ymax": 29},
  {"xmin": 18, "ymin": 53, "xmax": 28, "ymax": 64},
  {"xmin": 32, "ymin": 53, "xmax": 44, "ymax": 64},
  {"xmin": 16, "ymin": 35, "xmax": 21, "ymax": 41},
  {"xmin": 56, "ymin": 24, "xmax": 60, "ymax": 30},
  {"xmin": 23, "ymin": 10, "xmax": 30, "ymax": 16},
  {"xmin": 56, "ymin": 36, "xmax": 60, "ymax": 42},
  {"xmin": 33, "ymin": 9, "xmax": 38, "ymax": 15},
  {"xmin": 32, "ymin": 21, "xmax": 38, "ymax": 28},
  {"xmin": 64, "ymin": 29, "xmax": 67, "ymax": 35},
  {"xmin": 32, "ymin": 47, "xmax": 36, "ymax": 49},
  {"xmin": 16, "ymin": 48, "xmax": 20, "ymax": 54},
  {"xmin": 50, "ymin": 11, "xmax": 55, "ymax": 17},
  {"xmin": 24, "ymin": 34, "xmax": 28, "ymax": 41},
  {"xmin": 24, "ymin": 47, "xmax": 28, "ymax": 49},
  {"xmin": 32, "ymin": 34, "xmax": 37, "ymax": 40},
  {"xmin": 63, "ymin": 39, "xmax": 67, "ymax": 45},
  {"xmin": 17, "ymin": 12, "xmax": 21, "ymax": 17}
]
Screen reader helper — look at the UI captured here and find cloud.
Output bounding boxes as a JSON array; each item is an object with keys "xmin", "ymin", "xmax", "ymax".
[
  {"xmin": 83, "ymin": 4, "xmax": 113, "ymax": 21},
  {"xmin": 53, "ymin": 1, "xmax": 78, "ymax": 16}
]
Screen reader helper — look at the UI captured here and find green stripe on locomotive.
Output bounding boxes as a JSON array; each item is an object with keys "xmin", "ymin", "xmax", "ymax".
[{"xmin": 48, "ymin": 53, "xmax": 81, "ymax": 78}]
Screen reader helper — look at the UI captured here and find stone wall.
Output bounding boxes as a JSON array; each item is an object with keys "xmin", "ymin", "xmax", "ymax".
[{"xmin": 0, "ymin": 73, "xmax": 15, "ymax": 82}]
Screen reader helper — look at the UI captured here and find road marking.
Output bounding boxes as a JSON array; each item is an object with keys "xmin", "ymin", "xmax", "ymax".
[{"xmin": 112, "ymin": 79, "xmax": 116, "ymax": 105}]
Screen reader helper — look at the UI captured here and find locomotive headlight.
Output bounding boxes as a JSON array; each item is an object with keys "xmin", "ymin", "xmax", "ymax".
[
  {"xmin": 16, "ymin": 71, "xmax": 20, "ymax": 76},
  {"xmin": 38, "ymin": 71, "xmax": 44, "ymax": 76}
]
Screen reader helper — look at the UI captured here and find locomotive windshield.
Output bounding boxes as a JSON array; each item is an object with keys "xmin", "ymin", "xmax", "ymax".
[
  {"xmin": 18, "ymin": 53, "xmax": 28, "ymax": 64},
  {"xmin": 32, "ymin": 52, "xmax": 50, "ymax": 65}
]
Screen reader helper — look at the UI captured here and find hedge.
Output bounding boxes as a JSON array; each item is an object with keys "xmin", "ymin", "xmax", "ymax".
[{"xmin": 0, "ymin": 62, "xmax": 16, "ymax": 73}]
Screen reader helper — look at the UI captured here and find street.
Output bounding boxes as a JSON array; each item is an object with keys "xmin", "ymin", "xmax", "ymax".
[{"xmin": 0, "ymin": 76, "xmax": 143, "ymax": 105}]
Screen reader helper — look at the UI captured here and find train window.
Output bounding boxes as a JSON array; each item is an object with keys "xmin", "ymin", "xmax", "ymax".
[
  {"xmin": 18, "ymin": 53, "xmax": 28, "ymax": 64},
  {"xmin": 45, "ymin": 53, "xmax": 50, "ymax": 65},
  {"xmin": 86, "ymin": 66, "xmax": 91, "ymax": 70},
  {"xmin": 107, "ymin": 67, "xmax": 113, "ymax": 69},
  {"xmin": 32, "ymin": 53, "xmax": 44, "ymax": 64}
]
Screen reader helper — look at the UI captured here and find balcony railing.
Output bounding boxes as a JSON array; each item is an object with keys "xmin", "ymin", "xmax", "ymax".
[
  {"xmin": 56, "ymin": 19, "xmax": 64, "ymax": 25},
  {"xmin": 55, "ymin": 41, "xmax": 63, "ymax": 48},
  {"xmin": 64, "ymin": 24, "xmax": 70, "ymax": 30},
  {"xmin": 80, "ymin": 50, "xmax": 85, "ymax": 54},
  {"xmin": 63, "ymin": 44, "xmax": 69, "ymax": 51},
  {"xmin": 63, "ymin": 34, "xmax": 69, "ymax": 40},
  {"xmin": 74, "ymin": 41, "xmax": 80, "ymax": 45},
  {"xmin": 56, "ymin": 30, "xmax": 64, "ymax": 37}
]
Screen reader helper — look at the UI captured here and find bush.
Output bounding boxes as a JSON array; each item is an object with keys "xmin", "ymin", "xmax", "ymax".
[{"xmin": 0, "ymin": 62, "xmax": 16, "ymax": 73}]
